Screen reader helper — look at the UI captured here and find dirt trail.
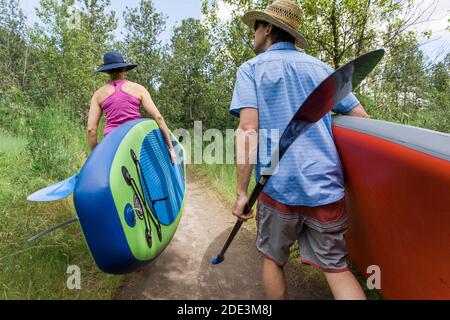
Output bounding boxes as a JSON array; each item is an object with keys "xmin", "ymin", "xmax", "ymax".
[{"xmin": 116, "ymin": 176, "xmax": 333, "ymax": 300}]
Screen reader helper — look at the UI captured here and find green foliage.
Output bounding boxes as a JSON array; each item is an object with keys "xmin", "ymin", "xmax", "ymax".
[
  {"xmin": 26, "ymin": 100, "xmax": 87, "ymax": 180},
  {"xmin": 430, "ymin": 54, "xmax": 450, "ymax": 92},
  {"xmin": 0, "ymin": 86, "xmax": 30, "ymax": 134},
  {"xmin": 0, "ymin": 96, "xmax": 121, "ymax": 299},
  {"xmin": 1, "ymin": 0, "xmax": 446, "ymax": 134},
  {"xmin": 202, "ymin": 0, "xmax": 448, "ymax": 133},
  {"xmin": 0, "ymin": 129, "xmax": 27, "ymax": 156},
  {"xmin": 0, "ymin": 125, "xmax": 123, "ymax": 300},
  {"xmin": 121, "ymin": 0, "xmax": 167, "ymax": 97},
  {"xmin": 28, "ymin": 0, "xmax": 118, "ymax": 120},
  {"xmin": 0, "ymin": 0, "xmax": 28, "ymax": 90},
  {"xmin": 158, "ymin": 18, "xmax": 232, "ymax": 129}
]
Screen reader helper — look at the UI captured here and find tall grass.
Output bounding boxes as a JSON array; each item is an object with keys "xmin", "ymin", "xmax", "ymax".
[
  {"xmin": 0, "ymin": 130, "xmax": 27, "ymax": 156},
  {"xmin": 0, "ymin": 100, "xmax": 124, "ymax": 300},
  {"xmin": 27, "ymin": 101, "xmax": 87, "ymax": 180}
]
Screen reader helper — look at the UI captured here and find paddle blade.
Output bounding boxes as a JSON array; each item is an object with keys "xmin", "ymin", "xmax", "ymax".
[
  {"xmin": 27, "ymin": 174, "xmax": 78, "ymax": 202},
  {"xmin": 279, "ymin": 49, "xmax": 385, "ymax": 158},
  {"xmin": 297, "ymin": 49, "xmax": 384, "ymax": 123}
]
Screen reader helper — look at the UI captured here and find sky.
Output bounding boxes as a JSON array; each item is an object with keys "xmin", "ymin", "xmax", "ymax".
[
  {"xmin": 407, "ymin": 0, "xmax": 450, "ymax": 63},
  {"xmin": 19, "ymin": 0, "xmax": 449, "ymax": 63},
  {"xmin": 19, "ymin": 0, "xmax": 202, "ymax": 42}
]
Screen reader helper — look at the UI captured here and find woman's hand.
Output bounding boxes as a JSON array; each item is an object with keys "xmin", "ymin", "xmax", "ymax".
[{"xmin": 169, "ymin": 147, "xmax": 177, "ymax": 164}]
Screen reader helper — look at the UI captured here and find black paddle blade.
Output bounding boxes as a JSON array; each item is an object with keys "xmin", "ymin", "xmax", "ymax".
[{"xmin": 279, "ymin": 49, "xmax": 384, "ymax": 159}]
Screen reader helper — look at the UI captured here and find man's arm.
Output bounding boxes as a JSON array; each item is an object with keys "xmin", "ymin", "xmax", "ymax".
[
  {"xmin": 344, "ymin": 104, "xmax": 370, "ymax": 118},
  {"xmin": 87, "ymin": 94, "xmax": 102, "ymax": 151},
  {"xmin": 233, "ymin": 108, "xmax": 259, "ymax": 221},
  {"xmin": 140, "ymin": 86, "xmax": 176, "ymax": 163}
]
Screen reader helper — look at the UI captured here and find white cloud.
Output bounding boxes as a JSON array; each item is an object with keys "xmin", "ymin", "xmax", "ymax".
[
  {"xmin": 407, "ymin": 0, "xmax": 449, "ymax": 61},
  {"xmin": 409, "ymin": 0, "xmax": 449, "ymax": 35},
  {"xmin": 216, "ymin": 1, "xmax": 242, "ymax": 22}
]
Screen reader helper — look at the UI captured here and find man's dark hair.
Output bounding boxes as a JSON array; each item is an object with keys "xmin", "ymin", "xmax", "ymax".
[{"xmin": 254, "ymin": 20, "xmax": 295, "ymax": 44}]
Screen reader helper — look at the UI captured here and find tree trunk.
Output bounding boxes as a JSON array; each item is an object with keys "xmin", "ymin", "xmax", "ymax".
[{"xmin": 331, "ymin": 1, "xmax": 340, "ymax": 69}]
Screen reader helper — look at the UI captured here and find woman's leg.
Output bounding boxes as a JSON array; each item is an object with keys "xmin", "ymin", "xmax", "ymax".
[
  {"xmin": 324, "ymin": 270, "xmax": 366, "ymax": 300},
  {"xmin": 262, "ymin": 257, "xmax": 288, "ymax": 300}
]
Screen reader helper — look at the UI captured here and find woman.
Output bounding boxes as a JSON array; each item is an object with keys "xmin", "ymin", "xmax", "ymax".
[{"xmin": 88, "ymin": 51, "xmax": 176, "ymax": 163}]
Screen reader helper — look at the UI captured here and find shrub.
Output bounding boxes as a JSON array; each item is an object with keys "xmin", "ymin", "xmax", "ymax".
[
  {"xmin": 0, "ymin": 87, "xmax": 30, "ymax": 135},
  {"xmin": 26, "ymin": 100, "xmax": 87, "ymax": 180}
]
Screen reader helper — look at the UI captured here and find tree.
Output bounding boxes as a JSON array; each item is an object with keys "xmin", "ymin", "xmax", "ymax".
[
  {"xmin": 29, "ymin": 0, "xmax": 118, "ymax": 120},
  {"xmin": 158, "ymin": 19, "xmax": 217, "ymax": 129},
  {"xmin": 379, "ymin": 31, "xmax": 427, "ymax": 120},
  {"xmin": 121, "ymin": 0, "xmax": 167, "ymax": 96},
  {"xmin": 203, "ymin": 0, "xmax": 424, "ymax": 69},
  {"xmin": 0, "ymin": 0, "xmax": 28, "ymax": 90},
  {"xmin": 430, "ymin": 53, "xmax": 450, "ymax": 93}
]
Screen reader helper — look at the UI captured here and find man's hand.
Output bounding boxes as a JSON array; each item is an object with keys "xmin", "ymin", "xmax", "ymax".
[
  {"xmin": 345, "ymin": 104, "xmax": 370, "ymax": 118},
  {"xmin": 232, "ymin": 194, "xmax": 254, "ymax": 221}
]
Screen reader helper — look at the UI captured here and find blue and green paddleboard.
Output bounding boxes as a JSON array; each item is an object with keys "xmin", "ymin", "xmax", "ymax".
[{"xmin": 28, "ymin": 119, "xmax": 186, "ymax": 274}]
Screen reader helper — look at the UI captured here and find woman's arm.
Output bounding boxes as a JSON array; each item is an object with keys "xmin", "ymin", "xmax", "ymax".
[
  {"xmin": 87, "ymin": 94, "xmax": 103, "ymax": 151},
  {"xmin": 140, "ymin": 87, "xmax": 176, "ymax": 164}
]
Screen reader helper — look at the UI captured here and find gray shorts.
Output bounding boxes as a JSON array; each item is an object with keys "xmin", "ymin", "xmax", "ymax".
[{"xmin": 256, "ymin": 199, "xmax": 349, "ymax": 273}]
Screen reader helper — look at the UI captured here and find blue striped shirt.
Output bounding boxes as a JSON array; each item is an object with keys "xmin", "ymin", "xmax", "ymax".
[{"xmin": 230, "ymin": 42, "xmax": 359, "ymax": 206}]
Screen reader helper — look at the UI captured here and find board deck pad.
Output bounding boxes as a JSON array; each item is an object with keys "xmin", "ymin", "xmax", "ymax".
[{"xmin": 140, "ymin": 130, "xmax": 184, "ymax": 225}]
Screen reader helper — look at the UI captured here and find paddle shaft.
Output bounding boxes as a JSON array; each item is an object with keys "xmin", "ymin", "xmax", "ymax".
[{"xmin": 27, "ymin": 217, "xmax": 79, "ymax": 242}]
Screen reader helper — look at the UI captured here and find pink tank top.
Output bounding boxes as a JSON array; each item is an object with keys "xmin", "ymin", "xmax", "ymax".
[{"xmin": 100, "ymin": 80, "xmax": 141, "ymax": 136}]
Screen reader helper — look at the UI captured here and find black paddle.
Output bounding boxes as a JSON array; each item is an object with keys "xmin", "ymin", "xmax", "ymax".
[{"xmin": 211, "ymin": 49, "xmax": 385, "ymax": 265}]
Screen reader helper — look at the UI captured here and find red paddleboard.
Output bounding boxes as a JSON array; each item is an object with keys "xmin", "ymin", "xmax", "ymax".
[{"xmin": 332, "ymin": 116, "xmax": 450, "ymax": 300}]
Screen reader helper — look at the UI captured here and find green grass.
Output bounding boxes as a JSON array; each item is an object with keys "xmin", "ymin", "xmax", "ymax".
[
  {"xmin": 0, "ymin": 105, "xmax": 125, "ymax": 300},
  {"xmin": 0, "ymin": 130, "xmax": 27, "ymax": 156}
]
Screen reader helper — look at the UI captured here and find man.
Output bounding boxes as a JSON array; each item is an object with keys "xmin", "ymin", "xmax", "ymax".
[{"xmin": 230, "ymin": 0, "xmax": 368, "ymax": 300}]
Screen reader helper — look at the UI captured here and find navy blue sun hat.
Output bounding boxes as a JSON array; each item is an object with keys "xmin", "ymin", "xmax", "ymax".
[{"xmin": 96, "ymin": 51, "xmax": 137, "ymax": 73}]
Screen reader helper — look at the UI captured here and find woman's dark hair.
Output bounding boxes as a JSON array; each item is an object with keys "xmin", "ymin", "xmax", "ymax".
[
  {"xmin": 254, "ymin": 20, "xmax": 295, "ymax": 44},
  {"xmin": 107, "ymin": 67, "xmax": 127, "ymax": 80},
  {"xmin": 106, "ymin": 67, "xmax": 127, "ymax": 76}
]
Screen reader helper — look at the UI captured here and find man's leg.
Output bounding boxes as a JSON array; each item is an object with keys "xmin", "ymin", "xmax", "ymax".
[
  {"xmin": 324, "ymin": 271, "xmax": 366, "ymax": 300},
  {"xmin": 262, "ymin": 256, "xmax": 288, "ymax": 300}
]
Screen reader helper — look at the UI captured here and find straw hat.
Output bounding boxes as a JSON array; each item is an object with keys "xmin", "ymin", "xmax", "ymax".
[{"xmin": 243, "ymin": 0, "xmax": 308, "ymax": 49}]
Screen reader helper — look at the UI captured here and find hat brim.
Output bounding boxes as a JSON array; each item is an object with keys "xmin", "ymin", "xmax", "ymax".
[
  {"xmin": 96, "ymin": 63, "xmax": 137, "ymax": 73},
  {"xmin": 243, "ymin": 11, "xmax": 308, "ymax": 49}
]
